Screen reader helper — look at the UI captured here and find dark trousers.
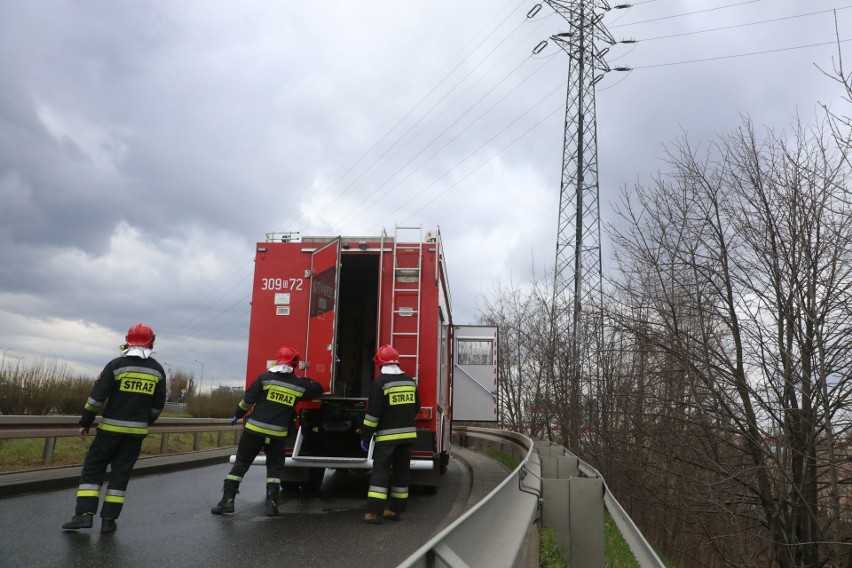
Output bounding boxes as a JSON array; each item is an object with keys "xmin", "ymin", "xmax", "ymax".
[
  {"xmin": 227, "ymin": 430, "xmax": 286, "ymax": 484},
  {"xmin": 367, "ymin": 441, "xmax": 413, "ymax": 514},
  {"xmin": 75, "ymin": 430, "xmax": 144, "ymax": 519}
]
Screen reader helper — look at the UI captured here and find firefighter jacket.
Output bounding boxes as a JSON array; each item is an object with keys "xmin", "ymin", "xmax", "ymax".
[
  {"xmin": 362, "ymin": 370, "xmax": 420, "ymax": 445},
  {"xmin": 80, "ymin": 355, "xmax": 167, "ymax": 437},
  {"xmin": 235, "ymin": 370, "xmax": 323, "ymax": 438}
]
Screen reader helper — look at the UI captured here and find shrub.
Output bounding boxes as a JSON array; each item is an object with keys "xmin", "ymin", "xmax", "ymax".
[
  {"xmin": 187, "ymin": 389, "xmax": 243, "ymax": 418},
  {"xmin": 0, "ymin": 360, "xmax": 92, "ymax": 415},
  {"xmin": 0, "ymin": 359, "xmax": 243, "ymax": 418}
]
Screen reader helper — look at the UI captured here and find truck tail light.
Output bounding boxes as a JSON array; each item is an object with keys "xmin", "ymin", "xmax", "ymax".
[{"xmin": 417, "ymin": 407, "xmax": 432, "ymax": 420}]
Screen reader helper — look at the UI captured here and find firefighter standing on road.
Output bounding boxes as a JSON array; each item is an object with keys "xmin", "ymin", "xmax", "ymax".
[
  {"xmin": 211, "ymin": 345, "xmax": 323, "ymax": 517},
  {"xmin": 361, "ymin": 344, "xmax": 420, "ymax": 524},
  {"xmin": 62, "ymin": 323, "xmax": 167, "ymax": 534}
]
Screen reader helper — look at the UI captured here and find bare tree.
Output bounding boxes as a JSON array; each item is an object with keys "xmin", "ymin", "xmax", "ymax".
[
  {"xmin": 478, "ymin": 271, "xmax": 554, "ymax": 438},
  {"xmin": 605, "ymin": 114, "xmax": 852, "ymax": 567},
  {"xmin": 817, "ymin": 12, "xmax": 852, "ymax": 135},
  {"xmin": 478, "ymin": 35, "xmax": 852, "ymax": 566}
]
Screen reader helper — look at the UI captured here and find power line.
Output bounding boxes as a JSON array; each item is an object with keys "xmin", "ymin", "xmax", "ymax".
[
  {"xmin": 610, "ymin": 0, "xmax": 765, "ymax": 28},
  {"xmin": 285, "ymin": 0, "xmax": 528, "ymax": 234},
  {"xmin": 397, "ymin": 102, "xmax": 565, "ymax": 227},
  {"xmin": 637, "ymin": 6, "xmax": 852, "ymax": 42},
  {"xmin": 373, "ymin": 76, "xmax": 568, "ymax": 229},
  {"xmin": 298, "ymin": 5, "xmax": 537, "ymax": 234},
  {"xmin": 334, "ymin": 43, "xmax": 558, "ymax": 230},
  {"xmin": 157, "ymin": 261, "xmax": 253, "ymax": 340},
  {"xmin": 633, "ymin": 37, "xmax": 852, "ymax": 69}
]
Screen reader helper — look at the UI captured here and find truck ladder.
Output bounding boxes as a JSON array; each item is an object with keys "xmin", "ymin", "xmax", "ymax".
[{"xmin": 390, "ymin": 225, "xmax": 423, "ymax": 378}]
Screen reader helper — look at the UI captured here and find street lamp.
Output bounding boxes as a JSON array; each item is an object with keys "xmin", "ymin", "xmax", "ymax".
[
  {"xmin": 162, "ymin": 363, "xmax": 172, "ymax": 400},
  {"xmin": 193, "ymin": 359, "xmax": 204, "ymax": 395}
]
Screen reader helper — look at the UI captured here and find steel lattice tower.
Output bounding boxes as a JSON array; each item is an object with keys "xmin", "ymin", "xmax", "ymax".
[{"xmin": 546, "ymin": 0, "xmax": 616, "ymax": 449}]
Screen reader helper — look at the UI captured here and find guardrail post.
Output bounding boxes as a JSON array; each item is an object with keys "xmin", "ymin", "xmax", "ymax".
[
  {"xmin": 569, "ymin": 477, "xmax": 604, "ymax": 568},
  {"xmin": 541, "ymin": 455, "xmax": 578, "ymax": 479},
  {"xmin": 542, "ymin": 478, "xmax": 571, "ymax": 552},
  {"xmin": 541, "ymin": 444, "xmax": 565, "ymax": 457},
  {"xmin": 217, "ymin": 431, "xmax": 225, "ymax": 446},
  {"xmin": 541, "ymin": 476, "xmax": 605, "ymax": 567},
  {"xmin": 193, "ymin": 432, "xmax": 202, "ymax": 451},
  {"xmin": 43, "ymin": 437, "xmax": 56, "ymax": 465},
  {"xmin": 160, "ymin": 432, "xmax": 170, "ymax": 453}
]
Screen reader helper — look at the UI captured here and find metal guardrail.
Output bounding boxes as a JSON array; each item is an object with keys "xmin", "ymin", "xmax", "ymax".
[
  {"xmin": 399, "ymin": 426, "xmax": 541, "ymax": 568},
  {"xmin": 536, "ymin": 440, "xmax": 665, "ymax": 568},
  {"xmin": 0, "ymin": 415, "xmax": 241, "ymax": 465},
  {"xmin": 574, "ymin": 448, "xmax": 664, "ymax": 568},
  {"xmin": 399, "ymin": 428, "xmax": 664, "ymax": 568}
]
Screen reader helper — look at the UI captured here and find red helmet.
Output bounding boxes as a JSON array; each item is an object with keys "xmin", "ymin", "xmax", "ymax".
[
  {"xmin": 126, "ymin": 323, "xmax": 155, "ymax": 348},
  {"xmin": 275, "ymin": 346, "xmax": 300, "ymax": 366},
  {"xmin": 373, "ymin": 345, "xmax": 400, "ymax": 366}
]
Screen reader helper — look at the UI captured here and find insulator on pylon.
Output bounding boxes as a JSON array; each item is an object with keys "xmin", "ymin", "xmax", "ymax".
[
  {"xmin": 527, "ymin": 4, "xmax": 542, "ymax": 18},
  {"xmin": 533, "ymin": 41, "xmax": 548, "ymax": 55}
]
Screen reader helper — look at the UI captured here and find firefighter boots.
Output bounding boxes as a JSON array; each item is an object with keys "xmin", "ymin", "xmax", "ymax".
[
  {"xmin": 383, "ymin": 510, "xmax": 401, "ymax": 521},
  {"xmin": 265, "ymin": 483, "xmax": 280, "ymax": 517},
  {"xmin": 211, "ymin": 480, "xmax": 239, "ymax": 515},
  {"xmin": 101, "ymin": 518, "xmax": 117, "ymax": 533},
  {"xmin": 363, "ymin": 512, "xmax": 381, "ymax": 524},
  {"xmin": 62, "ymin": 513, "xmax": 94, "ymax": 530}
]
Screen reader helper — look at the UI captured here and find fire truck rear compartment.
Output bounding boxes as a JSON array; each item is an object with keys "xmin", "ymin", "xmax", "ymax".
[
  {"xmin": 333, "ymin": 252, "xmax": 379, "ymax": 398},
  {"xmin": 299, "ymin": 252, "xmax": 379, "ymax": 459}
]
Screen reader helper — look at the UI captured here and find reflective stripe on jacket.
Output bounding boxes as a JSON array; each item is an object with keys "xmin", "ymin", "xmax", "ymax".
[
  {"xmin": 362, "ymin": 372, "xmax": 420, "ymax": 445},
  {"xmin": 234, "ymin": 371, "xmax": 323, "ymax": 437},
  {"xmin": 80, "ymin": 356, "xmax": 167, "ymax": 436}
]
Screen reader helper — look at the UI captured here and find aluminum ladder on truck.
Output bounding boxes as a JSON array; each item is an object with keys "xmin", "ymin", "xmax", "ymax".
[{"xmin": 390, "ymin": 225, "xmax": 423, "ymax": 378}]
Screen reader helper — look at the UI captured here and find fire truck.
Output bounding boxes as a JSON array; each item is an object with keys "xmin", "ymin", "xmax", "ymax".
[{"xmin": 243, "ymin": 226, "xmax": 465, "ymax": 491}]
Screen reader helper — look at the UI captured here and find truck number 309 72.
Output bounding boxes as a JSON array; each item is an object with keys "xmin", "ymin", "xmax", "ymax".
[{"xmin": 261, "ymin": 278, "xmax": 304, "ymax": 291}]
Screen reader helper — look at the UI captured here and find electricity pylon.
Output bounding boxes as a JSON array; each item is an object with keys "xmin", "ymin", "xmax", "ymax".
[{"xmin": 544, "ymin": 0, "xmax": 624, "ymax": 450}]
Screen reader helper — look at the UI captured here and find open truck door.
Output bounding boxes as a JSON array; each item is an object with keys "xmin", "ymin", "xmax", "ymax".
[
  {"xmin": 452, "ymin": 325, "xmax": 498, "ymax": 422},
  {"xmin": 304, "ymin": 237, "xmax": 341, "ymax": 391}
]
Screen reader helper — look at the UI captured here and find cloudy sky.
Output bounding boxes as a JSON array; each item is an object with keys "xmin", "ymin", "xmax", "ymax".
[{"xmin": 1, "ymin": 1, "xmax": 849, "ymax": 388}]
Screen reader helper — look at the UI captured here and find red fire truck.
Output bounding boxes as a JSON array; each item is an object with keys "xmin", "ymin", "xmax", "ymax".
[{"xmin": 243, "ymin": 226, "xmax": 456, "ymax": 490}]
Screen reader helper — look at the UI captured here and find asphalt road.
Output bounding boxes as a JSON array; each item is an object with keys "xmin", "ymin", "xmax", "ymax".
[{"xmin": 0, "ymin": 454, "xmax": 478, "ymax": 568}]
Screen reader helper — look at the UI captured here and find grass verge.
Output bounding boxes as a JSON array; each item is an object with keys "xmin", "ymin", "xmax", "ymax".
[{"xmin": 0, "ymin": 430, "xmax": 235, "ymax": 474}]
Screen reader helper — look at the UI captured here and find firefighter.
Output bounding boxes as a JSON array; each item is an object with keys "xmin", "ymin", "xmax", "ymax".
[
  {"xmin": 211, "ymin": 345, "xmax": 323, "ymax": 517},
  {"xmin": 62, "ymin": 323, "xmax": 167, "ymax": 534},
  {"xmin": 360, "ymin": 344, "xmax": 421, "ymax": 524}
]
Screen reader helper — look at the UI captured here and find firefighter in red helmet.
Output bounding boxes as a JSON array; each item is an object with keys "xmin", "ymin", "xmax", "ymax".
[
  {"xmin": 62, "ymin": 323, "xmax": 166, "ymax": 534},
  {"xmin": 211, "ymin": 345, "xmax": 323, "ymax": 517},
  {"xmin": 360, "ymin": 344, "xmax": 420, "ymax": 524}
]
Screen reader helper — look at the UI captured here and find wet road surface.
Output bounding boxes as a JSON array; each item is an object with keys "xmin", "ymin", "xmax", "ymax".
[{"xmin": 0, "ymin": 456, "xmax": 471, "ymax": 568}]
